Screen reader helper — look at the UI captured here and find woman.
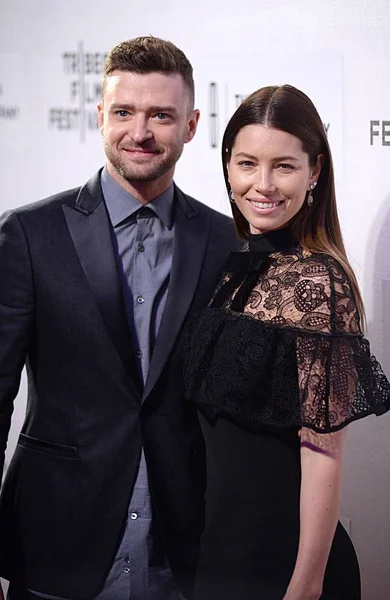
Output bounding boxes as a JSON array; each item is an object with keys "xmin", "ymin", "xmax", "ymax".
[{"xmin": 183, "ymin": 85, "xmax": 390, "ymax": 600}]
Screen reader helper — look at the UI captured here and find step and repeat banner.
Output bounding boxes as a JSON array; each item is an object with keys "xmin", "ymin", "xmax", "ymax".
[{"xmin": 1, "ymin": 1, "xmax": 390, "ymax": 598}]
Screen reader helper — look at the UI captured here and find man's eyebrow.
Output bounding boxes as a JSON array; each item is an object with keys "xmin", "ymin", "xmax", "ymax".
[
  {"xmin": 109, "ymin": 103, "xmax": 179, "ymax": 115},
  {"xmin": 148, "ymin": 105, "xmax": 179, "ymax": 115},
  {"xmin": 109, "ymin": 103, "xmax": 132, "ymax": 111}
]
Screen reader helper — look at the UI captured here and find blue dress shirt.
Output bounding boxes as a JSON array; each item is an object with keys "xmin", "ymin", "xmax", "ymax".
[{"xmin": 30, "ymin": 168, "xmax": 183, "ymax": 600}]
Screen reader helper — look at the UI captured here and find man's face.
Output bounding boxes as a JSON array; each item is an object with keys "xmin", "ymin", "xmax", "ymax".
[{"xmin": 98, "ymin": 71, "xmax": 199, "ymax": 194}]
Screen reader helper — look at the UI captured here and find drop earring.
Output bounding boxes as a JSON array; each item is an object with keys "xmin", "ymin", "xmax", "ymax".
[
  {"xmin": 307, "ymin": 181, "xmax": 317, "ymax": 206},
  {"xmin": 227, "ymin": 178, "xmax": 235, "ymax": 204}
]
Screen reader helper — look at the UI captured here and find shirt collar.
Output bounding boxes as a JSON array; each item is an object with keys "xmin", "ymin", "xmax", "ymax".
[{"xmin": 101, "ymin": 166, "xmax": 174, "ymax": 229}]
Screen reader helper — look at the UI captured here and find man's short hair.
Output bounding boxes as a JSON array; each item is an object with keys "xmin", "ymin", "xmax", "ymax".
[{"xmin": 103, "ymin": 36, "xmax": 195, "ymax": 107}]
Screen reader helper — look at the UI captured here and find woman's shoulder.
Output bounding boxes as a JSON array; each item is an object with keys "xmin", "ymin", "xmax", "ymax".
[
  {"xmin": 274, "ymin": 246, "xmax": 347, "ymax": 275},
  {"xmin": 270, "ymin": 247, "xmax": 354, "ymax": 295},
  {"xmin": 262, "ymin": 247, "xmax": 361, "ymax": 335}
]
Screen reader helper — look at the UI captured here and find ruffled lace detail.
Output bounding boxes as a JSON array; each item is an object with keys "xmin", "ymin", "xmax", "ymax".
[{"xmin": 183, "ymin": 248, "xmax": 390, "ymax": 433}]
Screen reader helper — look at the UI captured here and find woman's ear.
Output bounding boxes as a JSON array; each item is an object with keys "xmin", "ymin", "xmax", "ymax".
[{"xmin": 312, "ymin": 153, "xmax": 324, "ymax": 183}]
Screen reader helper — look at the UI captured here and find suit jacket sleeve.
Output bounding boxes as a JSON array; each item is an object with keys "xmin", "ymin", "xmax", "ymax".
[{"xmin": 0, "ymin": 210, "xmax": 35, "ymax": 479}]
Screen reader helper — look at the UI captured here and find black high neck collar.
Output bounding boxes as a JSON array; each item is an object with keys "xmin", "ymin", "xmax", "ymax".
[
  {"xmin": 211, "ymin": 228, "xmax": 297, "ymax": 312},
  {"xmin": 248, "ymin": 228, "xmax": 296, "ymax": 254}
]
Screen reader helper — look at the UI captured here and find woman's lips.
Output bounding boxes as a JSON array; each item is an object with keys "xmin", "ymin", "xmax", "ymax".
[{"xmin": 246, "ymin": 198, "xmax": 283, "ymax": 214}]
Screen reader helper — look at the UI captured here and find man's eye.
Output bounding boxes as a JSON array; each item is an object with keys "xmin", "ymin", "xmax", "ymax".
[
  {"xmin": 155, "ymin": 113, "xmax": 169, "ymax": 120},
  {"xmin": 116, "ymin": 110, "xmax": 129, "ymax": 117}
]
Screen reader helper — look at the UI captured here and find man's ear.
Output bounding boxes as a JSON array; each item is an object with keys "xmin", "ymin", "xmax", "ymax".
[
  {"xmin": 184, "ymin": 109, "xmax": 200, "ymax": 144},
  {"xmin": 97, "ymin": 103, "xmax": 104, "ymax": 135}
]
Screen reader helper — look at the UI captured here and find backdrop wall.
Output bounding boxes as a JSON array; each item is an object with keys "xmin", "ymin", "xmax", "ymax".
[{"xmin": 1, "ymin": 1, "xmax": 390, "ymax": 598}]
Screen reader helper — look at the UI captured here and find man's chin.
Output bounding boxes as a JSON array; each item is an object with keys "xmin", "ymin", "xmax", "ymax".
[
  {"xmin": 115, "ymin": 159, "xmax": 176, "ymax": 184},
  {"xmin": 118, "ymin": 168, "xmax": 167, "ymax": 184}
]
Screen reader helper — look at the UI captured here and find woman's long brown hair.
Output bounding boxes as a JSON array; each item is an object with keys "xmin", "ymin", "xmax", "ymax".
[{"xmin": 222, "ymin": 84, "xmax": 365, "ymax": 328}]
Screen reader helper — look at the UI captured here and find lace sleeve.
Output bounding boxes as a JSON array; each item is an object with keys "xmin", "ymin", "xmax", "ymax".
[
  {"xmin": 295, "ymin": 255, "xmax": 390, "ymax": 432},
  {"xmin": 182, "ymin": 250, "xmax": 390, "ymax": 433}
]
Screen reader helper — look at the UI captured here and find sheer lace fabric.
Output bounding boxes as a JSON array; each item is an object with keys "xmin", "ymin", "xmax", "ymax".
[{"xmin": 184, "ymin": 247, "xmax": 390, "ymax": 433}]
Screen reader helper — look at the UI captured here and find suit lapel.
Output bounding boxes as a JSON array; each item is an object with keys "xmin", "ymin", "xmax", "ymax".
[
  {"xmin": 63, "ymin": 171, "xmax": 142, "ymax": 397},
  {"xmin": 142, "ymin": 187, "xmax": 209, "ymax": 401}
]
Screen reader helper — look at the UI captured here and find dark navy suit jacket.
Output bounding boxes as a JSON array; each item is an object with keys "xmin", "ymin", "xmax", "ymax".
[{"xmin": 0, "ymin": 171, "xmax": 237, "ymax": 599}]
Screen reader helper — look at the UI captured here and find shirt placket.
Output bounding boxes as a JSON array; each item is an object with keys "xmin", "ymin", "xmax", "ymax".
[
  {"xmin": 127, "ymin": 208, "xmax": 156, "ymax": 598},
  {"xmin": 133, "ymin": 207, "xmax": 156, "ymax": 385}
]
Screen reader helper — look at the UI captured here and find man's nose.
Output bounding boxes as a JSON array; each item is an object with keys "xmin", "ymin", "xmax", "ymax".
[{"xmin": 129, "ymin": 115, "xmax": 153, "ymax": 144}]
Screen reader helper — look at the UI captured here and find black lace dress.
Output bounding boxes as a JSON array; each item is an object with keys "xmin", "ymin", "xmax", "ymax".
[{"xmin": 183, "ymin": 228, "xmax": 390, "ymax": 600}]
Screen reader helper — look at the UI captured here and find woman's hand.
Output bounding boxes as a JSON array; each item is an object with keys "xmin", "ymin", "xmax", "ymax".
[
  {"xmin": 282, "ymin": 581, "xmax": 322, "ymax": 600},
  {"xmin": 283, "ymin": 593, "xmax": 321, "ymax": 600},
  {"xmin": 282, "ymin": 427, "xmax": 347, "ymax": 600}
]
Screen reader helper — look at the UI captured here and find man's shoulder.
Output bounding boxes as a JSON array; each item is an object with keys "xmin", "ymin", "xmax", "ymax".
[
  {"xmin": 11, "ymin": 185, "xmax": 82, "ymax": 218},
  {"xmin": 8, "ymin": 170, "xmax": 102, "ymax": 219}
]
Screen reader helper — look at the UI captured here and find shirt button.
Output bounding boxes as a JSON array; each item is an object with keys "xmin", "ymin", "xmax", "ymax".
[
  {"xmin": 138, "ymin": 244, "xmax": 145, "ymax": 252},
  {"xmin": 136, "ymin": 296, "xmax": 144, "ymax": 304},
  {"xmin": 136, "ymin": 350, "xmax": 142, "ymax": 359},
  {"xmin": 123, "ymin": 566, "xmax": 130, "ymax": 574},
  {"xmin": 130, "ymin": 512, "xmax": 138, "ymax": 520}
]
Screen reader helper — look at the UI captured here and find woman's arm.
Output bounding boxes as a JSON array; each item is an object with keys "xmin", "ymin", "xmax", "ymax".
[{"xmin": 283, "ymin": 427, "xmax": 347, "ymax": 600}]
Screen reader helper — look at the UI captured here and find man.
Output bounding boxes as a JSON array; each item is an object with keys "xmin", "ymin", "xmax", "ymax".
[{"xmin": 0, "ymin": 36, "xmax": 236, "ymax": 600}]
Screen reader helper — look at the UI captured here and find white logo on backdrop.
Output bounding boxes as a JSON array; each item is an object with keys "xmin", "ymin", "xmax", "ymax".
[
  {"xmin": 370, "ymin": 120, "xmax": 390, "ymax": 146},
  {"xmin": 48, "ymin": 42, "xmax": 106, "ymax": 142},
  {"xmin": 0, "ymin": 82, "xmax": 20, "ymax": 121},
  {"xmin": 0, "ymin": 53, "xmax": 25, "ymax": 153}
]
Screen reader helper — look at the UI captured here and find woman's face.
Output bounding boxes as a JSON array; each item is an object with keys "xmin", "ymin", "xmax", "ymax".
[{"xmin": 227, "ymin": 124, "xmax": 322, "ymax": 235}]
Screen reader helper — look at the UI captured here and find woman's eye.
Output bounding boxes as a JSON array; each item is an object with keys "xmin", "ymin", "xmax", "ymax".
[
  {"xmin": 277, "ymin": 163, "xmax": 294, "ymax": 170},
  {"xmin": 238, "ymin": 160, "xmax": 254, "ymax": 167}
]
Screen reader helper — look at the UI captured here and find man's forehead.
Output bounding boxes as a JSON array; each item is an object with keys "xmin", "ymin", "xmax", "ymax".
[
  {"xmin": 105, "ymin": 70, "xmax": 186, "ymax": 94},
  {"xmin": 102, "ymin": 72, "xmax": 192, "ymax": 114}
]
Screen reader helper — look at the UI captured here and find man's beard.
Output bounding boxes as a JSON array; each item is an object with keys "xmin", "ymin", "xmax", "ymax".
[{"xmin": 103, "ymin": 139, "xmax": 184, "ymax": 183}]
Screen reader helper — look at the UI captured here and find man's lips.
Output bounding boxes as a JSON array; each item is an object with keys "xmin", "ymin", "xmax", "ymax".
[{"xmin": 121, "ymin": 147, "xmax": 159, "ymax": 155}]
